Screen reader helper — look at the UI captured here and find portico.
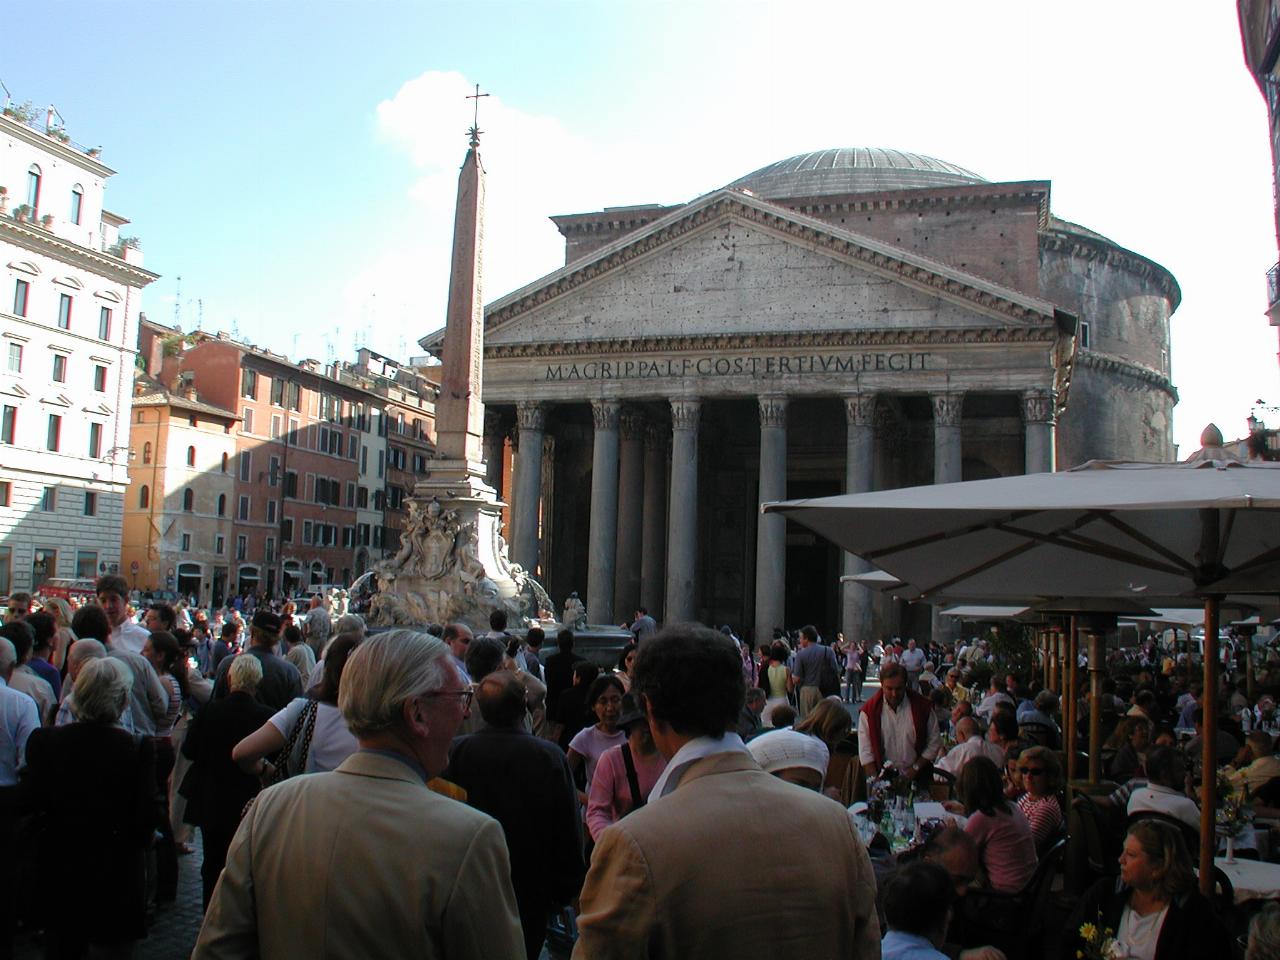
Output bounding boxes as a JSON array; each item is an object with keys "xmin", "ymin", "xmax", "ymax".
[{"xmin": 428, "ymin": 185, "xmax": 1076, "ymax": 641}]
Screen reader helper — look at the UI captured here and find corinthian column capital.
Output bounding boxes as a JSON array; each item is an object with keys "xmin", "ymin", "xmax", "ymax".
[
  {"xmin": 932, "ymin": 393, "xmax": 964, "ymax": 427},
  {"xmin": 843, "ymin": 392, "xmax": 877, "ymax": 427},
  {"xmin": 592, "ymin": 399, "xmax": 621, "ymax": 431},
  {"xmin": 1021, "ymin": 390, "xmax": 1057, "ymax": 425},
  {"xmin": 670, "ymin": 397, "xmax": 701, "ymax": 431},
  {"xmin": 758, "ymin": 395, "xmax": 788, "ymax": 429},
  {"xmin": 516, "ymin": 401, "xmax": 545, "ymax": 431}
]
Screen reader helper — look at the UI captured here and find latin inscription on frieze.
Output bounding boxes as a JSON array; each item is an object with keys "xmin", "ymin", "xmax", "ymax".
[{"xmin": 544, "ymin": 352, "xmax": 931, "ymax": 382}]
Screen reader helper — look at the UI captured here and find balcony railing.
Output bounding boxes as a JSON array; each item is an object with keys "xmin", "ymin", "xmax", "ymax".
[
  {"xmin": 1, "ymin": 106, "xmax": 100, "ymax": 159},
  {"xmin": 1268, "ymin": 262, "xmax": 1280, "ymax": 309}
]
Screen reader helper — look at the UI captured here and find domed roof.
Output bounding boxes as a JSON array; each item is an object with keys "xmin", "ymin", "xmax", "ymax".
[{"xmin": 727, "ymin": 148, "xmax": 986, "ymax": 200}]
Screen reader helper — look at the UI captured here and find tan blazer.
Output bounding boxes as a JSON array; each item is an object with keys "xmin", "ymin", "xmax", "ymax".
[
  {"xmin": 573, "ymin": 750, "xmax": 881, "ymax": 960},
  {"xmin": 193, "ymin": 750, "xmax": 524, "ymax": 960}
]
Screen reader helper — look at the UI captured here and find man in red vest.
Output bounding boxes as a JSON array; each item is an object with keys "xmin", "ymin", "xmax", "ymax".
[{"xmin": 857, "ymin": 663, "xmax": 942, "ymax": 783}]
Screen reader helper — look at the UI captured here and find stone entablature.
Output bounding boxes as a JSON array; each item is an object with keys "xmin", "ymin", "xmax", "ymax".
[
  {"xmin": 1076, "ymin": 349, "xmax": 1179, "ymax": 400},
  {"xmin": 1039, "ymin": 226, "xmax": 1181, "ymax": 309}
]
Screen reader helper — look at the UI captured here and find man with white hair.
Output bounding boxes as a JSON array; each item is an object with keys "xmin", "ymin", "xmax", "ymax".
[
  {"xmin": 54, "ymin": 638, "xmax": 118, "ymax": 727},
  {"xmin": 194, "ymin": 629, "xmax": 524, "ymax": 959},
  {"xmin": 936, "ymin": 716, "xmax": 1006, "ymax": 776}
]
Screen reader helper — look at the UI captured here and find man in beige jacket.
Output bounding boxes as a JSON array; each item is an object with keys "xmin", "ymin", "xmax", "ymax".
[
  {"xmin": 193, "ymin": 629, "xmax": 525, "ymax": 960},
  {"xmin": 574, "ymin": 624, "xmax": 880, "ymax": 960}
]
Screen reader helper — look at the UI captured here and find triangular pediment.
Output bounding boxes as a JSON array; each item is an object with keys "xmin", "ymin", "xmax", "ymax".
[{"xmin": 421, "ymin": 190, "xmax": 1066, "ymax": 353}]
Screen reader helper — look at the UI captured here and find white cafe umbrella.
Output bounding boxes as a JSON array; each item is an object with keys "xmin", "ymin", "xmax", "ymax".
[{"xmin": 764, "ymin": 458, "xmax": 1280, "ymax": 894}]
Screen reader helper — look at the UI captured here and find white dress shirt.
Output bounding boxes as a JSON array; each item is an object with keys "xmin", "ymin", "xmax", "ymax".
[
  {"xmin": 857, "ymin": 698, "xmax": 943, "ymax": 768},
  {"xmin": 936, "ymin": 734, "xmax": 1007, "ymax": 775}
]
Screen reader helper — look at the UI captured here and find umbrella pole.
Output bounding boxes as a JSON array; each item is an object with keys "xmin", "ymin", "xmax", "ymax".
[
  {"xmin": 1087, "ymin": 630, "xmax": 1104, "ymax": 785},
  {"xmin": 1057, "ymin": 629, "xmax": 1066, "ymax": 698},
  {"xmin": 1199, "ymin": 595, "xmax": 1220, "ymax": 898},
  {"xmin": 1040, "ymin": 630, "xmax": 1049, "ymax": 692},
  {"xmin": 1246, "ymin": 627, "xmax": 1257, "ymax": 705},
  {"xmin": 1065, "ymin": 621, "xmax": 1078, "ymax": 783}
]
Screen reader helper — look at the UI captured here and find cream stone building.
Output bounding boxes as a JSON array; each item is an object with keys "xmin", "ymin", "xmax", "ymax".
[
  {"xmin": 424, "ymin": 148, "xmax": 1179, "ymax": 643},
  {"xmin": 0, "ymin": 105, "xmax": 158, "ymax": 594}
]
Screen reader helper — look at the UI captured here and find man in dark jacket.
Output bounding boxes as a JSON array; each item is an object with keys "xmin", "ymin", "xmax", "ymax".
[
  {"xmin": 445, "ymin": 670, "xmax": 585, "ymax": 960},
  {"xmin": 210, "ymin": 610, "xmax": 301, "ymax": 710},
  {"xmin": 543, "ymin": 628, "xmax": 581, "ymax": 718}
]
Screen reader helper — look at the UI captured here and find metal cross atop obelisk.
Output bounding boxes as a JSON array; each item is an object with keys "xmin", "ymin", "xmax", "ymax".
[{"xmin": 466, "ymin": 83, "xmax": 488, "ymax": 147}]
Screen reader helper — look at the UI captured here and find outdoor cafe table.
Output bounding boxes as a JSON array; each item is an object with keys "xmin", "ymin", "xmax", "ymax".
[{"xmin": 1212, "ymin": 857, "xmax": 1280, "ymax": 905}]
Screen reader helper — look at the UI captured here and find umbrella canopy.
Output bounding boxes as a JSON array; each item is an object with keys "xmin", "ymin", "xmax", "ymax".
[
  {"xmin": 764, "ymin": 459, "xmax": 1280, "ymax": 601},
  {"xmin": 939, "ymin": 605, "xmax": 1028, "ymax": 619},
  {"xmin": 764, "ymin": 457, "xmax": 1280, "ymax": 896}
]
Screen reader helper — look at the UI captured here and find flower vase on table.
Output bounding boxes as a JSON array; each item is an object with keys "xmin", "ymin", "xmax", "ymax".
[{"xmin": 1216, "ymin": 770, "xmax": 1252, "ymax": 864}]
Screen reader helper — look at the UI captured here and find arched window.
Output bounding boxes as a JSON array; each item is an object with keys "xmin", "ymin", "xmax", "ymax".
[
  {"xmin": 217, "ymin": 494, "xmax": 226, "ymax": 516},
  {"xmin": 182, "ymin": 488, "xmax": 194, "ymax": 512},
  {"xmin": 70, "ymin": 184, "xmax": 83, "ymax": 225},
  {"xmin": 139, "ymin": 485, "xmax": 149, "ymax": 508},
  {"xmin": 142, "ymin": 441, "xmax": 152, "ymax": 464},
  {"xmin": 220, "ymin": 452, "xmax": 228, "ymax": 473},
  {"xmin": 186, "ymin": 445, "xmax": 196, "ymax": 467},
  {"xmin": 27, "ymin": 164, "xmax": 41, "ymax": 213}
]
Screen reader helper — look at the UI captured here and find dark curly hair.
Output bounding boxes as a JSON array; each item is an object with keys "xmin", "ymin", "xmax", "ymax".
[{"xmin": 631, "ymin": 624, "xmax": 745, "ymax": 738}]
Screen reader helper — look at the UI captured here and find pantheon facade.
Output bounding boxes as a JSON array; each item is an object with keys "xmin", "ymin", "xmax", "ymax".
[{"xmin": 422, "ymin": 148, "xmax": 1180, "ymax": 644}]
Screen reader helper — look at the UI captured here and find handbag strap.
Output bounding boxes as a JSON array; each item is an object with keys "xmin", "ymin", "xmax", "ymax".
[
  {"xmin": 621, "ymin": 741, "xmax": 645, "ymax": 812},
  {"xmin": 292, "ymin": 699, "xmax": 319, "ymax": 775}
]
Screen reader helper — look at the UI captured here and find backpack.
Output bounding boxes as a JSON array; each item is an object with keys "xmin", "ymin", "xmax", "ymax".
[{"xmin": 817, "ymin": 645, "xmax": 841, "ymax": 698}]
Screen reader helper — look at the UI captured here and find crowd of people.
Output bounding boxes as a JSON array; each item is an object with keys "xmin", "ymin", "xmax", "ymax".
[{"xmin": 3, "ymin": 582, "xmax": 1280, "ymax": 959}]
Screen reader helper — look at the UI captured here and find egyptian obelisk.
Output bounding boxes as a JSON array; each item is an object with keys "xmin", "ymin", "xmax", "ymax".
[
  {"xmin": 369, "ymin": 101, "xmax": 551, "ymax": 629},
  {"xmin": 433, "ymin": 124, "xmax": 487, "ymax": 469}
]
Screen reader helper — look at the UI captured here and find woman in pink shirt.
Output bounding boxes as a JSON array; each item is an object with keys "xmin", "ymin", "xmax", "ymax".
[
  {"xmin": 586, "ymin": 693, "xmax": 667, "ymax": 841},
  {"xmin": 957, "ymin": 755, "xmax": 1038, "ymax": 893}
]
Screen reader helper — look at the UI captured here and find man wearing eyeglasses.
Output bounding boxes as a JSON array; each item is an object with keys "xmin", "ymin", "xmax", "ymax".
[{"xmin": 194, "ymin": 629, "xmax": 525, "ymax": 960}]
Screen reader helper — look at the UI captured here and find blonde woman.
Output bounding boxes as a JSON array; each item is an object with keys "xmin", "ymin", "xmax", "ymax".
[{"xmin": 41, "ymin": 597, "xmax": 76, "ymax": 672}]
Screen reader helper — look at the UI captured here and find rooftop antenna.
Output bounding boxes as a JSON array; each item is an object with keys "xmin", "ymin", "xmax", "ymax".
[
  {"xmin": 0, "ymin": 79, "xmax": 11, "ymax": 111},
  {"xmin": 173, "ymin": 275, "xmax": 182, "ymax": 327},
  {"xmin": 197, "ymin": 298, "xmax": 204, "ymax": 330},
  {"xmin": 292, "ymin": 333, "xmax": 300, "ymax": 359}
]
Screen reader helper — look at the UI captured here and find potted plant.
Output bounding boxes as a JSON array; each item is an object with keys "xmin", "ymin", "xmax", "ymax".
[
  {"xmin": 86, "ymin": 146, "xmax": 101, "ymax": 158},
  {"xmin": 40, "ymin": 214, "xmax": 53, "ymax": 229},
  {"xmin": 14, "ymin": 204, "xmax": 30, "ymax": 223}
]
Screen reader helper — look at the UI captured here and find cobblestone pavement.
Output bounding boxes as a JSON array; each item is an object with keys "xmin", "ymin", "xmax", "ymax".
[
  {"xmin": 16, "ymin": 838, "xmax": 205, "ymax": 960},
  {"xmin": 13, "ymin": 834, "xmax": 566, "ymax": 960}
]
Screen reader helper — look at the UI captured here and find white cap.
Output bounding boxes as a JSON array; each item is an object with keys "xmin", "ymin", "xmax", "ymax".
[{"xmin": 748, "ymin": 730, "xmax": 830, "ymax": 777}]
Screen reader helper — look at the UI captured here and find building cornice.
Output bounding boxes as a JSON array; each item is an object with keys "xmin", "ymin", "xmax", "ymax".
[
  {"xmin": 0, "ymin": 218, "xmax": 159, "ymax": 288},
  {"xmin": 462, "ymin": 191, "xmax": 1061, "ymax": 352},
  {"xmin": 1039, "ymin": 228, "xmax": 1181, "ymax": 310},
  {"xmin": 0, "ymin": 114, "xmax": 115, "ymax": 176},
  {"xmin": 486, "ymin": 324, "xmax": 1060, "ymax": 360},
  {"xmin": 777, "ymin": 180, "xmax": 1052, "ymax": 231},
  {"xmin": 1076, "ymin": 349, "xmax": 1178, "ymax": 400}
]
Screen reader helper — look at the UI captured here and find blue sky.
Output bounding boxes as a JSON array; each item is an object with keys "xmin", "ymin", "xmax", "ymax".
[{"xmin": 10, "ymin": 0, "xmax": 1279, "ymax": 453}]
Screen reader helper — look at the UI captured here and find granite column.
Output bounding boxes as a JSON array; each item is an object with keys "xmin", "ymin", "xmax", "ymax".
[
  {"xmin": 587, "ymin": 400, "xmax": 621, "ymax": 625},
  {"xmin": 754, "ymin": 396, "xmax": 788, "ymax": 644},
  {"xmin": 614, "ymin": 408, "xmax": 645, "ymax": 623},
  {"xmin": 665, "ymin": 398, "xmax": 700, "ymax": 623}
]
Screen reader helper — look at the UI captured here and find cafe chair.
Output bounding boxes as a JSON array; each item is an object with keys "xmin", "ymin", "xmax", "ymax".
[{"xmin": 958, "ymin": 837, "xmax": 1067, "ymax": 960}]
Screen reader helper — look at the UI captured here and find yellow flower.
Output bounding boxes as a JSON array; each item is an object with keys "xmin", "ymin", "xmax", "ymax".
[{"xmin": 1079, "ymin": 923, "xmax": 1098, "ymax": 943}]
